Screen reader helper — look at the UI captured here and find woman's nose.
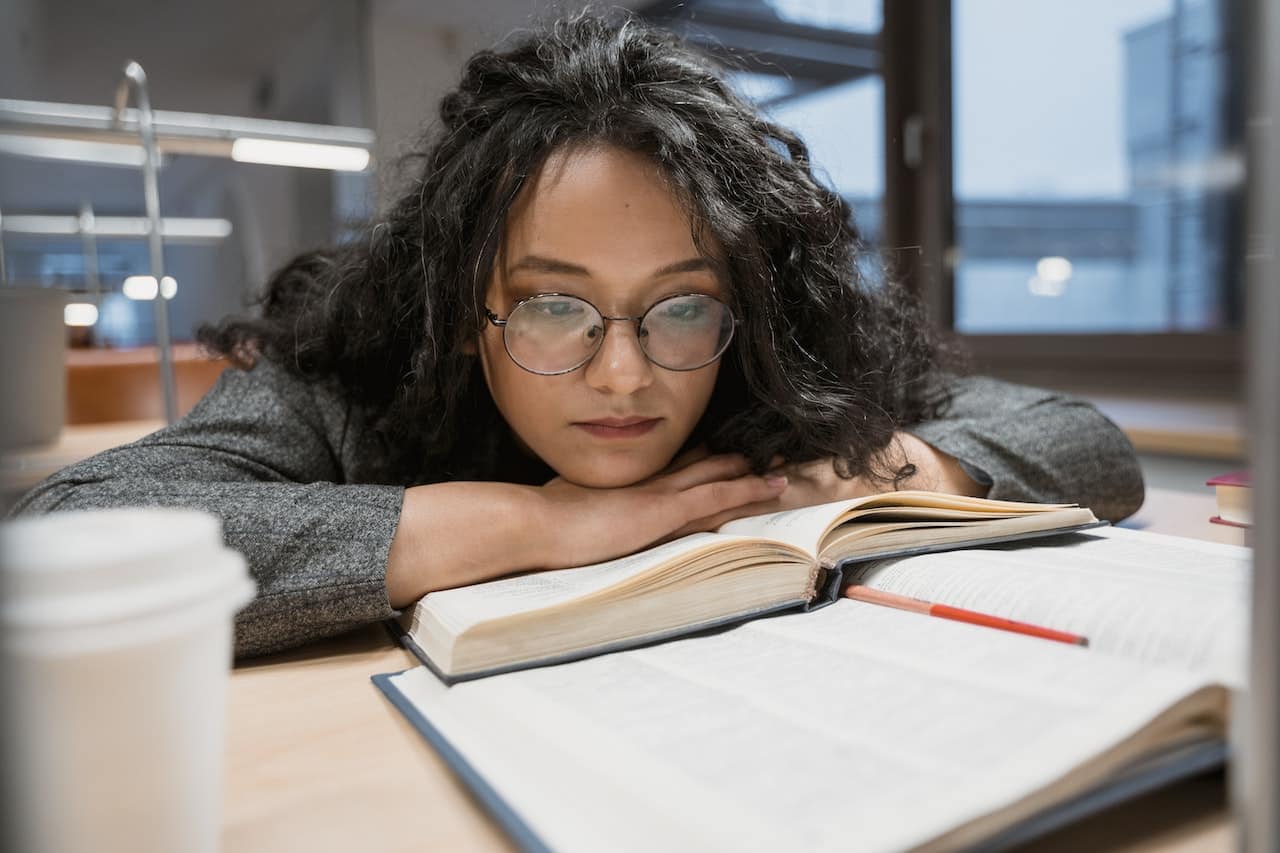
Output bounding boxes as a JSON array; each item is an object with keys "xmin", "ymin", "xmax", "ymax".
[{"xmin": 582, "ymin": 319, "xmax": 655, "ymax": 395}]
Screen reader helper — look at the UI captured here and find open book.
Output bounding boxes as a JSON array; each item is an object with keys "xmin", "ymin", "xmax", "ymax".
[
  {"xmin": 396, "ymin": 491, "xmax": 1101, "ymax": 681},
  {"xmin": 376, "ymin": 527, "xmax": 1249, "ymax": 852}
]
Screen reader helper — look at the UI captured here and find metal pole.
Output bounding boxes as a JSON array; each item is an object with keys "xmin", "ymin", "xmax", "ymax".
[
  {"xmin": 77, "ymin": 201, "xmax": 101, "ymax": 303},
  {"xmin": 0, "ymin": 204, "xmax": 7, "ymax": 284},
  {"xmin": 115, "ymin": 61, "xmax": 177, "ymax": 424},
  {"xmin": 1234, "ymin": 0, "xmax": 1280, "ymax": 845}
]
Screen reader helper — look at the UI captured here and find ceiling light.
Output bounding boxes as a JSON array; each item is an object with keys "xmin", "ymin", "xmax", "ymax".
[
  {"xmin": 230, "ymin": 138, "xmax": 371, "ymax": 171},
  {"xmin": 122, "ymin": 275, "xmax": 177, "ymax": 300},
  {"xmin": 2, "ymin": 215, "xmax": 231, "ymax": 243},
  {"xmin": 64, "ymin": 303, "xmax": 99, "ymax": 326},
  {"xmin": 0, "ymin": 98, "xmax": 375, "ymax": 173}
]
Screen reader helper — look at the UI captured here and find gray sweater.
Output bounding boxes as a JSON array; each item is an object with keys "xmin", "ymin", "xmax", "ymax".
[{"xmin": 12, "ymin": 359, "xmax": 1144, "ymax": 657}]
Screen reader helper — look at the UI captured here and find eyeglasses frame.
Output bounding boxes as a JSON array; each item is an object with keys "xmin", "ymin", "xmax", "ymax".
[{"xmin": 482, "ymin": 291, "xmax": 736, "ymax": 376}]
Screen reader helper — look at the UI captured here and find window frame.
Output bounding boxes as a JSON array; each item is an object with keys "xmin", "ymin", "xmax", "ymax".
[{"xmin": 881, "ymin": 0, "xmax": 1246, "ymax": 394}]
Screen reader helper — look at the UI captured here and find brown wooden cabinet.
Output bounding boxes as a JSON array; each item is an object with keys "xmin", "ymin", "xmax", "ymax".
[{"xmin": 65, "ymin": 344, "xmax": 226, "ymax": 424}]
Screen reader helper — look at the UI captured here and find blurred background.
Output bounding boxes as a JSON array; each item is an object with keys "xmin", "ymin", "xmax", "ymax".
[{"xmin": 0, "ymin": 0, "xmax": 1248, "ymax": 502}]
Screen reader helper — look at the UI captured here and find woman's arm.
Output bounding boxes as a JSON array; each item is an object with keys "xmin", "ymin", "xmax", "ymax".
[
  {"xmin": 10, "ymin": 359, "xmax": 408, "ymax": 657},
  {"xmin": 903, "ymin": 374, "xmax": 1145, "ymax": 521},
  {"xmin": 678, "ymin": 374, "xmax": 1144, "ymax": 530},
  {"xmin": 13, "ymin": 359, "xmax": 785, "ymax": 656}
]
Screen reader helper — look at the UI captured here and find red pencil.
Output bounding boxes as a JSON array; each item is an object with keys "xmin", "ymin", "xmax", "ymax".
[{"xmin": 844, "ymin": 585, "xmax": 1089, "ymax": 647}]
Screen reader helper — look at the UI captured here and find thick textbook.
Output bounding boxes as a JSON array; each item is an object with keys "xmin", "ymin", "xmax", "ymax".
[
  {"xmin": 376, "ymin": 527, "xmax": 1249, "ymax": 852},
  {"xmin": 393, "ymin": 491, "xmax": 1102, "ymax": 681}
]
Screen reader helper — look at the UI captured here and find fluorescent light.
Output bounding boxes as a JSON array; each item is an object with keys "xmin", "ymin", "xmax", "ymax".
[
  {"xmin": 2, "ymin": 97, "xmax": 376, "ymax": 172},
  {"xmin": 230, "ymin": 137, "xmax": 370, "ymax": 171},
  {"xmin": 122, "ymin": 275, "xmax": 177, "ymax": 300},
  {"xmin": 153, "ymin": 218, "xmax": 232, "ymax": 240},
  {"xmin": 89, "ymin": 217, "xmax": 232, "ymax": 240},
  {"xmin": 64, "ymin": 303, "xmax": 99, "ymax": 326},
  {"xmin": 0, "ymin": 133, "xmax": 151, "ymax": 167},
  {"xmin": 2, "ymin": 215, "xmax": 81, "ymax": 235},
  {"xmin": 3, "ymin": 214, "xmax": 231, "ymax": 243}
]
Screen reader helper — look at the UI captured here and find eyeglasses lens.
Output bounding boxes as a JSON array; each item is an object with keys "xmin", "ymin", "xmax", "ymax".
[
  {"xmin": 503, "ymin": 296, "xmax": 600, "ymax": 374},
  {"xmin": 639, "ymin": 294, "xmax": 733, "ymax": 370},
  {"xmin": 503, "ymin": 294, "xmax": 732, "ymax": 374}
]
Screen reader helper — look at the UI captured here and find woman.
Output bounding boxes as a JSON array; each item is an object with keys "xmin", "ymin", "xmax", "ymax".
[{"xmin": 13, "ymin": 13, "xmax": 1143, "ymax": 657}]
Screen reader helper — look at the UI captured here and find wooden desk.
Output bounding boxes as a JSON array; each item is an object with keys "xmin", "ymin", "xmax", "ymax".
[
  {"xmin": 1085, "ymin": 394, "xmax": 1246, "ymax": 461},
  {"xmin": 222, "ymin": 488, "xmax": 1247, "ymax": 852},
  {"xmin": 224, "ymin": 631, "xmax": 511, "ymax": 853},
  {"xmin": 0, "ymin": 419, "xmax": 164, "ymax": 494}
]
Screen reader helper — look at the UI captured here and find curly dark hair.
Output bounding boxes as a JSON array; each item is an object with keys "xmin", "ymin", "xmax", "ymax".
[{"xmin": 200, "ymin": 10, "xmax": 947, "ymax": 487}]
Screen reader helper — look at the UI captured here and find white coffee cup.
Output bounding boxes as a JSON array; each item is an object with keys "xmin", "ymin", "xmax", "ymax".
[{"xmin": 1, "ymin": 509, "xmax": 255, "ymax": 853}]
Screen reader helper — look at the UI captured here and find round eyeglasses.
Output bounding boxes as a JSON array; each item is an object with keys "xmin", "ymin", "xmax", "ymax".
[{"xmin": 483, "ymin": 292, "xmax": 735, "ymax": 375}]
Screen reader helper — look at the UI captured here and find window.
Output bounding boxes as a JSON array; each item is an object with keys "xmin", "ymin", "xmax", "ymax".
[{"xmin": 952, "ymin": 0, "xmax": 1241, "ymax": 335}]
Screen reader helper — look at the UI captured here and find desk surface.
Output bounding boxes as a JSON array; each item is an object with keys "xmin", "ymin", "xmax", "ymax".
[
  {"xmin": 0, "ymin": 419, "xmax": 163, "ymax": 494},
  {"xmin": 1086, "ymin": 394, "xmax": 1245, "ymax": 461},
  {"xmin": 224, "ymin": 488, "xmax": 1244, "ymax": 852}
]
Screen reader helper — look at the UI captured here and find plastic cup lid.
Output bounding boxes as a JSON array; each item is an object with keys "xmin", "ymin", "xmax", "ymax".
[{"xmin": 1, "ymin": 508, "xmax": 253, "ymax": 629}]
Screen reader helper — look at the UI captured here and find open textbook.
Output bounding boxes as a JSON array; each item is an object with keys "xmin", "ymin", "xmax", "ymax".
[
  {"xmin": 376, "ymin": 527, "xmax": 1250, "ymax": 852},
  {"xmin": 395, "ymin": 491, "xmax": 1101, "ymax": 681}
]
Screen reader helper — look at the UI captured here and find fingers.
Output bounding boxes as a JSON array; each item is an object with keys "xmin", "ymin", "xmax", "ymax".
[
  {"xmin": 667, "ymin": 495, "xmax": 784, "ymax": 539},
  {"xmin": 676, "ymin": 471, "xmax": 787, "ymax": 526},
  {"xmin": 660, "ymin": 452, "xmax": 754, "ymax": 491}
]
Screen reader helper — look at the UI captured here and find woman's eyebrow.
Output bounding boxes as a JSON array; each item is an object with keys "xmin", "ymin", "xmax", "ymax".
[
  {"xmin": 507, "ymin": 254, "xmax": 720, "ymax": 279},
  {"xmin": 651, "ymin": 257, "xmax": 718, "ymax": 278},
  {"xmin": 508, "ymin": 255, "xmax": 591, "ymax": 276}
]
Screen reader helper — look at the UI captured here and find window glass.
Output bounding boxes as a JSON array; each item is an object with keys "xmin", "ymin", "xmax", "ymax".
[{"xmin": 952, "ymin": 0, "xmax": 1238, "ymax": 333}]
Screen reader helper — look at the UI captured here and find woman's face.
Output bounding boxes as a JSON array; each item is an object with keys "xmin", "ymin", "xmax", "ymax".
[{"xmin": 476, "ymin": 144, "xmax": 727, "ymax": 488}]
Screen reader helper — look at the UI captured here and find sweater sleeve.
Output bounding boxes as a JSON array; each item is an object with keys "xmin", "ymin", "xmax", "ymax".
[
  {"xmin": 905, "ymin": 375, "xmax": 1145, "ymax": 522},
  {"xmin": 9, "ymin": 359, "xmax": 404, "ymax": 658}
]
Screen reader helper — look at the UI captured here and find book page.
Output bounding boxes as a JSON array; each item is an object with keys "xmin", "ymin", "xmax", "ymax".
[
  {"xmin": 717, "ymin": 498, "xmax": 859, "ymax": 553},
  {"xmin": 389, "ymin": 600, "xmax": 1219, "ymax": 852},
  {"xmin": 847, "ymin": 526, "xmax": 1250, "ymax": 687},
  {"xmin": 717, "ymin": 491, "xmax": 1083, "ymax": 554},
  {"xmin": 418, "ymin": 532, "xmax": 754, "ymax": 629}
]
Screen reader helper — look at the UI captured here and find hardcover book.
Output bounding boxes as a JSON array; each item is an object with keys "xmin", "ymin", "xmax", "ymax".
[{"xmin": 392, "ymin": 491, "xmax": 1102, "ymax": 681}]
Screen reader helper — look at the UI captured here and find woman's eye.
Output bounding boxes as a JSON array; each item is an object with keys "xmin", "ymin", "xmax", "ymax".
[
  {"xmin": 659, "ymin": 301, "xmax": 707, "ymax": 322},
  {"xmin": 530, "ymin": 299, "xmax": 585, "ymax": 318}
]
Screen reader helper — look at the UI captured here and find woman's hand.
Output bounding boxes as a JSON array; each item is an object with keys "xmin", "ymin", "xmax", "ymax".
[
  {"xmin": 532, "ymin": 453, "xmax": 788, "ymax": 570},
  {"xmin": 386, "ymin": 436, "xmax": 984, "ymax": 608},
  {"xmin": 386, "ymin": 454, "xmax": 786, "ymax": 607},
  {"xmin": 668, "ymin": 432, "xmax": 988, "ymax": 534}
]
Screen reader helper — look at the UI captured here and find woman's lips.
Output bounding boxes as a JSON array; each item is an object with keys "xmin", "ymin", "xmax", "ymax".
[{"xmin": 573, "ymin": 417, "xmax": 662, "ymax": 439}]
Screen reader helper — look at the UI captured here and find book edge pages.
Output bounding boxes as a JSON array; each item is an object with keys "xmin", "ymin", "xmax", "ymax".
[
  {"xmin": 972, "ymin": 737, "xmax": 1226, "ymax": 851},
  {"xmin": 395, "ymin": 596, "xmax": 811, "ymax": 684},
  {"xmin": 918, "ymin": 684, "xmax": 1228, "ymax": 851}
]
